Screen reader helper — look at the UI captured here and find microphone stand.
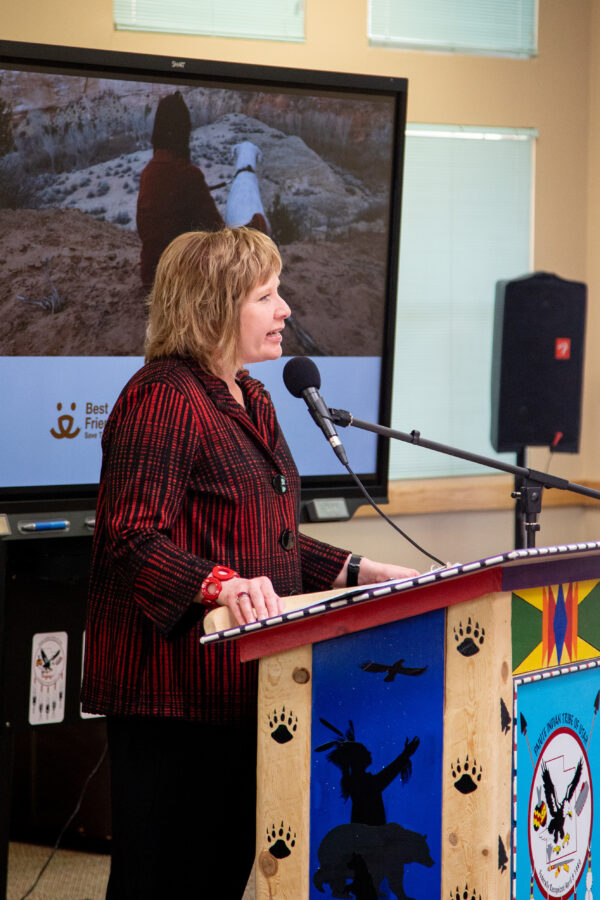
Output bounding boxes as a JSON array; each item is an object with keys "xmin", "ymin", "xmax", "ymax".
[{"xmin": 328, "ymin": 408, "xmax": 600, "ymax": 549}]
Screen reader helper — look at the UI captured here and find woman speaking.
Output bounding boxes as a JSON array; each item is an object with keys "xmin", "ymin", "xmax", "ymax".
[{"xmin": 81, "ymin": 227, "xmax": 418, "ymax": 899}]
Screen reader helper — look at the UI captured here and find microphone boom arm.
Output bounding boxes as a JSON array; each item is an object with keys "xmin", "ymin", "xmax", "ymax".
[{"xmin": 328, "ymin": 407, "xmax": 600, "ymax": 548}]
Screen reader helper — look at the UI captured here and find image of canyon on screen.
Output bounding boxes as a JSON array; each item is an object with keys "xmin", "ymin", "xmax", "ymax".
[{"xmin": 0, "ymin": 47, "xmax": 403, "ymax": 495}]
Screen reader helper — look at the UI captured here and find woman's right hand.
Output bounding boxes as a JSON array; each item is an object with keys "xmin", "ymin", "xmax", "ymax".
[{"xmin": 197, "ymin": 575, "xmax": 285, "ymax": 625}]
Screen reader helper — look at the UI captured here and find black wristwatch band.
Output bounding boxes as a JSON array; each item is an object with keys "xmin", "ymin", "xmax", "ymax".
[{"xmin": 346, "ymin": 554, "xmax": 362, "ymax": 588}]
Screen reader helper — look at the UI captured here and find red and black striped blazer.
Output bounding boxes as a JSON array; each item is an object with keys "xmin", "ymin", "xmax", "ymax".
[{"xmin": 81, "ymin": 357, "xmax": 348, "ymax": 723}]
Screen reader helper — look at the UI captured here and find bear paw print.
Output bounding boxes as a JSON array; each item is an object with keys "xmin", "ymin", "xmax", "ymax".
[
  {"xmin": 267, "ymin": 821, "xmax": 296, "ymax": 859},
  {"xmin": 268, "ymin": 706, "xmax": 298, "ymax": 744},
  {"xmin": 454, "ymin": 618, "xmax": 485, "ymax": 657},
  {"xmin": 451, "ymin": 755, "xmax": 483, "ymax": 794},
  {"xmin": 451, "ymin": 886, "xmax": 481, "ymax": 900}
]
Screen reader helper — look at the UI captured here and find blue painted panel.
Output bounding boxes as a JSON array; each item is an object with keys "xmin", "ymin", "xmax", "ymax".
[{"xmin": 310, "ymin": 608, "xmax": 445, "ymax": 899}]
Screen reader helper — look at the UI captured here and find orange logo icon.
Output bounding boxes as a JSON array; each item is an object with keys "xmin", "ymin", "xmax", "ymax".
[{"xmin": 50, "ymin": 402, "xmax": 81, "ymax": 439}]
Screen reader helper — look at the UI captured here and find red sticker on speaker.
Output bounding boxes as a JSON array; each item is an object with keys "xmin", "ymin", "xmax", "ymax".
[{"xmin": 555, "ymin": 338, "xmax": 571, "ymax": 360}]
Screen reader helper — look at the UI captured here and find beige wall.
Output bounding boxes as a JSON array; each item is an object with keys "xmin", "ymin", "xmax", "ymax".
[{"xmin": 2, "ymin": 0, "xmax": 598, "ymax": 564}]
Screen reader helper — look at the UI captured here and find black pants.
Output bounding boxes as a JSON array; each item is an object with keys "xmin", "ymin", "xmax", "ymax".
[{"xmin": 106, "ymin": 716, "xmax": 257, "ymax": 899}]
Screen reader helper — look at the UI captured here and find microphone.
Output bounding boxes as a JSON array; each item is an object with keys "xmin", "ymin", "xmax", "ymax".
[{"xmin": 283, "ymin": 357, "xmax": 348, "ymax": 466}]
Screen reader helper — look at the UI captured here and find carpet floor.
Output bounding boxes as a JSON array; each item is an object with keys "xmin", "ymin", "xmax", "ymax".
[
  {"xmin": 7, "ymin": 844, "xmax": 255, "ymax": 900},
  {"xmin": 7, "ymin": 843, "xmax": 109, "ymax": 900}
]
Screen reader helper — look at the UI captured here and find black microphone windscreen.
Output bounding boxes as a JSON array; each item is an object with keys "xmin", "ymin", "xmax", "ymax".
[{"xmin": 283, "ymin": 356, "xmax": 321, "ymax": 397}]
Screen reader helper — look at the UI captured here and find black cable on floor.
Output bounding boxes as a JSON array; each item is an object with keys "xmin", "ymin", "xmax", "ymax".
[{"xmin": 18, "ymin": 741, "xmax": 108, "ymax": 900}]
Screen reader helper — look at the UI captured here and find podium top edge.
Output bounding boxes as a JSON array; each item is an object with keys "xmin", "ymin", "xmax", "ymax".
[{"xmin": 201, "ymin": 541, "xmax": 600, "ymax": 651}]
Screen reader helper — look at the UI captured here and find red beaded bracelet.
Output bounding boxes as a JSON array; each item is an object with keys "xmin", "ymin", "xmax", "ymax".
[{"xmin": 200, "ymin": 565, "xmax": 239, "ymax": 608}]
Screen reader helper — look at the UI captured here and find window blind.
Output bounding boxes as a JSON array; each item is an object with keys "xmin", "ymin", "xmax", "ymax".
[
  {"xmin": 114, "ymin": 0, "xmax": 305, "ymax": 42},
  {"xmin": 389, "ymin": 124, "xmax": 535, "ymax": 480},
  {"xmin": 369, "ymin": 0, "xmax": 537, "ymax": 57}
]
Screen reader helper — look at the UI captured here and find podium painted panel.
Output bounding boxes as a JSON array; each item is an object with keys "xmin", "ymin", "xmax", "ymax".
[
  {"xmin": 310, "ymin": 610, "xmax": 445, "ymax": 899},
  {"xmin": 203, "ymin": 542, "xmax": 600, "ymax": 900}
]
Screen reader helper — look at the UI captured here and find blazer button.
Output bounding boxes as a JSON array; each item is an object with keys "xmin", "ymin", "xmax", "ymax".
[
  {"xmin": 272, "ymin": 474, "xmax": 287, "ymax": 494},
  {"xmin": 279, "ymin": 529, "xmax": 296, "ymax": 551}
]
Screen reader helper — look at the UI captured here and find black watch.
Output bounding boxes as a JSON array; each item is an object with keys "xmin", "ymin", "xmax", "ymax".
[{"xmin": 346, "ymin": 554, "xmax": 362, "ymax": 588}]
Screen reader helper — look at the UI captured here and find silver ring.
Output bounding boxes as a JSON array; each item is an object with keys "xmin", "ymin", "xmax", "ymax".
[{"xmin": 236, "ymin": 591, "xmax": 251, "ymax": 603}]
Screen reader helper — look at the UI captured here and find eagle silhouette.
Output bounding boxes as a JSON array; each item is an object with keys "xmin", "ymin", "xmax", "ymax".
[
  {"xmin": 40, "ymin": 648, "xmax": 61, "ymax": 669},
  {"xmin": 359, "ymin": 659, "xmax": 428, "ymax": 682},
  {"xmin": 541, "ymin": 757, "xmax": 583, "ymax": 844}
]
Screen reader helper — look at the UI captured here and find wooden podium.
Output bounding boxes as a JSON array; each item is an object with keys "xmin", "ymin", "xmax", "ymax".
[{"xmin": 203, "ymin": 542, "xmax": 600, "ymax": 900}]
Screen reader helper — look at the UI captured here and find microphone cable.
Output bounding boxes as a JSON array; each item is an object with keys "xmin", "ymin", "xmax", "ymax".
[
  {"xmin": 282, "ymin": 355, "xmax": 445, "ymax": 567},
  {"xmin": 341, "ymin": 459, "xmax": 445, "ymax": 567}
]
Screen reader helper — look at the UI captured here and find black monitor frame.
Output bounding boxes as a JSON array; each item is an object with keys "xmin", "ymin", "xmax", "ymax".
[{"xmin": 0, "ymin": 40, "xmax": 408, "ymax": 518}]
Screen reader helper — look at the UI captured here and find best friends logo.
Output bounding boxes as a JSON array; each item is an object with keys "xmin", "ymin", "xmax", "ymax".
[{"xmin": 50, "ymin": 401, "xmax": 109, "ymax": 440}]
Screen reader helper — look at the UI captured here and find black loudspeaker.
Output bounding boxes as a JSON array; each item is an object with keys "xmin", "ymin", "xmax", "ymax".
[{"xmin": 491, "ymin": 272, "xmax": 586, "ymax": 453}]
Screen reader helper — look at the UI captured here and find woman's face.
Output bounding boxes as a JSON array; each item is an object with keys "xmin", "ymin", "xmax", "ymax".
[{"xmin": 237, "ymin": 272, "xmax": 291, "ymax": 368}]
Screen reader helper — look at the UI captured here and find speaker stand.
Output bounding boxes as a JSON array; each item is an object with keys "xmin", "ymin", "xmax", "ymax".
[{"xmin": 512, "ymin": 447, "xmax": 542, "ymax": 549}]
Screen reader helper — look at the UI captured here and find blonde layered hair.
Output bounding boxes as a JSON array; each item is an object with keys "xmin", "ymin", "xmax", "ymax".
[{"xmin": 145, "ymin": 228, "xmax": 282, "ymax": 372}]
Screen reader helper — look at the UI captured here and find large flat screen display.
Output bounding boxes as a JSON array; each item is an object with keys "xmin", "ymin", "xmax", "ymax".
[{"xmin": 0, "ymin": 41, "xmax": 407, "ymax": 513}]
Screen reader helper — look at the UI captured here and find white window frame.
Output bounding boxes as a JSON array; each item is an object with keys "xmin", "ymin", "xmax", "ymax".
[
  {"xmin": 114, "ymin": 0, "xmax": 305, "ymax": 42},
  {"xmin": 368, "ymin": 0, "xmax": 538, "ymax": 58},
  {"xmin": 389, "ymin": 124, "xmax": 536, "ymax": 482}
]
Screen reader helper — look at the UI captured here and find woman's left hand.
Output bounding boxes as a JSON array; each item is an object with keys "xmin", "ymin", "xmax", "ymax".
[
  {"xmin": 215, "ymin": 575, "xmax": 285, "ymax": 626},
  {"xmin": 333, "ymin": 555, "xmax": 419, "ymax": 589}
]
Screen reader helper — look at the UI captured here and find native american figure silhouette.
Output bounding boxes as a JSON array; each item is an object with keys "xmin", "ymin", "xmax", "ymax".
[
  {"xmin": 541, "ymin": 756, "xmax": 583, "ymax": 844},
  {"xmin": 313, "ymin": 719, "xmax": 433, "ymax": 899},
  {"xmin": 315, "ymin": 718, "xmax": 420, "ymax": 826}
]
